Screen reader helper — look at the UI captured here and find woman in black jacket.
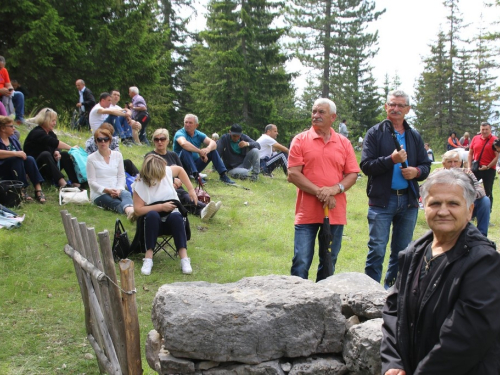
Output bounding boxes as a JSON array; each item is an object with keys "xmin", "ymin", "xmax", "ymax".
[
  {"xmin": 24, "ymin": 108, "xmax": 79, "ymax": 188},
  {"xmin": 381, "ymin": 169, "xmax": 500, "ymax": 375}
]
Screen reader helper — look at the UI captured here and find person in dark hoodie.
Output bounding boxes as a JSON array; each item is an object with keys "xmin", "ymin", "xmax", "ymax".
[
  {"xmin": 216, "ymin": 123, "xmax": 261, "ymax": 181},
  {"xmin": 381, "ymin": 168, "xmax": 500, "ymax": 375}
]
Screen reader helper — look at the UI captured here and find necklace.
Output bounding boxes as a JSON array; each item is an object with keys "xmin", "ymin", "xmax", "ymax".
[{"xmin": 424, "ymin": 251, "xmax": 445, "ymax": 271}]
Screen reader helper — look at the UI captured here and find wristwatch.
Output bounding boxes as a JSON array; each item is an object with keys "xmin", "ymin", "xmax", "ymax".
[{"xmin": 337, "ymin": 183, "xmax": 345, "ymax": 194}]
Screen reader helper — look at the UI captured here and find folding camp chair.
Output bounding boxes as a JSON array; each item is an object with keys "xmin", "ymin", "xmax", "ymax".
[
  {"xmin": 151, "ymin": 214, "xmax": 190, "ymax": 260},
  {"xmin": 153, "ymin": 234, "xmax": 178, "ymax": 260}
]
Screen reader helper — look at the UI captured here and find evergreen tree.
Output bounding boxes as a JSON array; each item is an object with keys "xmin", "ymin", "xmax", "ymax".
[
  {"xmin": 471, "ymin": 24, "xmax": 499, "ymax": 125},
  {"xmin": 189, "ymin": 0, "xmax": 292, "ymax": 136},
  {"xmin": 286, "ymin": 0, "xmax": 383, "ymax": 129},
  {"xmin": 413, "ymin": 32, "xmax": 451, "ymax": 142}
]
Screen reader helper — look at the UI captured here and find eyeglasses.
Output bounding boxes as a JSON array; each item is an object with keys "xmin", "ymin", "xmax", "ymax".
[
  {"xmin": 5, "ymin": 124, "xmax": 15, "ymax": 128},
  {"xmin": 96, "ymin": 137, "xmax": 110, "ymax": 143},
  {"xmin": 387, "ymin": 103, "xmax": 408, "ymax": 109},
  {"xmin": 154, "ymin": 137, "xmax": 167, "ymax": 142}
]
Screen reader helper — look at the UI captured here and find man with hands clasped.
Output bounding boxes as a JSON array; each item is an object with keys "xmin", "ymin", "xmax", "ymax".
[{"xmin": 288, "ymin": 98, "xmax": 359, "ymax": 280}]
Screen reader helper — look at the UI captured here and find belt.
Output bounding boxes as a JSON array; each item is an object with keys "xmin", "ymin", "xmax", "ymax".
[{"xmin": 391, "ymin": 188, "xmax": 408, "ymax": 195}]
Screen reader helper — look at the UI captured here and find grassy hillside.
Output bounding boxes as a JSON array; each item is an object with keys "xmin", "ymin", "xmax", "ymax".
[{"xmin": 1, "ymin": 123, "xmax": 499, "ymax": 374}]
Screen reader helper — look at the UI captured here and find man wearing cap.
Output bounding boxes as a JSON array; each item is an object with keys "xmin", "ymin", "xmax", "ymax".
[{"xmin": 216, "ymin": 124, "xmax": 261, "ymax": 181}]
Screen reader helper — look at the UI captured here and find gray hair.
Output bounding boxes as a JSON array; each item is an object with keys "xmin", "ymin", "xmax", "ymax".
[
  {"xmin": 313, "ymin": 98, "xmax": 337, "ymax": 114},
  {"xmin": 184, "ymin": 114, "xmax": 199, "ymax": 124},
  {"xmin": 265, "ymin": 124, "xmax": 276, "ymax": 133},
  {"xmin": 441, "ymin": 150, "xmax": 460, "ymax": 163},
  {"xmin": 387, "ymin": 90, "xmax": 410, "ymax": 106},
  {"xmin": 420, "ymin": 169, "xmax": 475, "ymax": 207},
  {"xmin": 129, "ymin": 86, "xmax": 139, "ymax": 94},
  {"xmin": 0, "ymin": 56, "xmax": 5, "ymax": 64}
]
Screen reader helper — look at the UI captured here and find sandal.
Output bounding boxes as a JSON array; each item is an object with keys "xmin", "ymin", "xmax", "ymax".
[
  {"xmin": 21, "ymin": 188, "xmax": 34, "ymax": 202},
  {"xmin": 35, "ymin": 190, "xmax": 46, "ymax": 204}
]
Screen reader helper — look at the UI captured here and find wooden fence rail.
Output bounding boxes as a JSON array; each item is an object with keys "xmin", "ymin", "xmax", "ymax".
[{"xmin": 60, "ymin": 210, "xmax": 142, "ymax": 375}]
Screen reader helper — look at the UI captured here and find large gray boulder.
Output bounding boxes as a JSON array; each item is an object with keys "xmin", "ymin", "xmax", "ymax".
[
  {"xmin": 152, "ymin": 275, "xmax": 346, "ymax": 364},
  {"xmin": 342, "ymin": 318, "xmax": 383, "ymax": 375},
  {"xmin": 318, "ymin": 273, "xmax": 387, "ymax": 319}
]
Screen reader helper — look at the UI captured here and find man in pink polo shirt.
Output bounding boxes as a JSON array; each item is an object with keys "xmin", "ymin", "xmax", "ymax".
[{"xmin": 288, "ymin": 98, "xmax": 359, "ymax": 281}]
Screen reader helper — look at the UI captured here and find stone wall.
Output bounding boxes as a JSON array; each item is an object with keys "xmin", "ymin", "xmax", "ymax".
[{"xmin": 146, "ymin": 273, "xmax": 387, "ymax": 374}]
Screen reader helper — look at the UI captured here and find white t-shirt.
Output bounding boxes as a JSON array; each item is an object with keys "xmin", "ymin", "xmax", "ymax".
[
  {"xmin": 86, "ymin": 150, "xmax": 125, "ymax": 201},
  {"xmin": 132, "ymin": 167, "xmax": 178, "ymax": 206},
  {"xmin": 256, "ymin": 134, "xmax": 277, "ymax": 159},
  {"xmin": 89, "ymin": 103, "xmax": 109, "ymax": 133}
]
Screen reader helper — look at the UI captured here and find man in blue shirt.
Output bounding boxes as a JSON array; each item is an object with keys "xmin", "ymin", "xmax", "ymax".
[
  {"xmin": 360, "ymin": 90, "xmax": 431, "ymax": 289},
  {"xmin": 173, "ymin": 114, "xmax": 235, "ymax": 184}
]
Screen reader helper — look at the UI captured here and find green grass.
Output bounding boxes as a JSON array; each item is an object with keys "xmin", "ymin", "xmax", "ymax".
[{"xmin": 1, "ymin": 123, "xmax": 499, "ymax": 374}]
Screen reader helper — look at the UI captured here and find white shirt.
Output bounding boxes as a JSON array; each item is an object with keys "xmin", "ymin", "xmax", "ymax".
[
  {"xmin": 86, "ymin": 150, "xmax": 126, "ymax": 201},
  {"xmin": 132, "ymin": 167, "xmax": 178, "ymax": 206},
  {"xmin": 256, "ymin": 134, "xmax": 277, "ymax": 159},
  {"xmin": 89, "ymin": 103, "xmax": 109, "ymax": 133}
]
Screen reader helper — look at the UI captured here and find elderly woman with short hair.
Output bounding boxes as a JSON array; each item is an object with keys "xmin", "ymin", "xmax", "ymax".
[
  {"xmin": 24, "ymin": 108, "xmax": 79, "ymax": 188},
  {"xmin": 381, "ymin": 169, "xmax": 500, "ymax": 375}
]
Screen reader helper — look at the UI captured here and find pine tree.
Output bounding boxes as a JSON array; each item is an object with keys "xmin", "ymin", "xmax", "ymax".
[
  {"xmin": 189, "ymin": 0, "xmax": 292, "ymax": 136},
  {"xmin": 286, "ymin": 0, "xmax": 384, "ymax": 128}
]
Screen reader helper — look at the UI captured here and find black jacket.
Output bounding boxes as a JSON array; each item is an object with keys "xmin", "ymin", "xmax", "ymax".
[
  {"xmin": 82, "ymin": 88, "xmax": 96, "ymax": 116},
  {"xmin": 360, "ymin": 120, "xmax": 431, "ymax": 207},
  {"xmin": 216, "ymin": 133, "xmax": 260, "ymax": 170},
  {"xmin": 381, "ymin": 223, "xmax": 500, "ymax": 375}
]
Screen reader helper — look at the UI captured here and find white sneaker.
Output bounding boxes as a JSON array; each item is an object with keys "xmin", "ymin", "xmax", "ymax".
[
  {"xmin": 141, "ymin": 258, "xmax": 153, "ymax": 275},
  {"xmin": 181, "ymin": 257, "xmax": 192, "ymax": 274},
  {"xmin": 211, "ymin": 201, "xmax": 222, "ymax": 219},
  {"xmin": 201, "ymin": 201, "xmax": 217, "ymax": 221},
  {"xmin": 199, "ymin": 173, "xmax": 207, "ymax": 178}
]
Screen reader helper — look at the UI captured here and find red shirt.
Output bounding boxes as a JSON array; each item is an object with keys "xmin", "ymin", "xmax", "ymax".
[
  {"xmin": 0, "ymin": 68, "xmax": 10, "ymax": 89},
  {"xmin": 469, "ymin": 134, "xmax": 498, "ymax": 168},
  {"xmin": 288, "ymin": 127, "xmax": 360, "ymax": 225}
]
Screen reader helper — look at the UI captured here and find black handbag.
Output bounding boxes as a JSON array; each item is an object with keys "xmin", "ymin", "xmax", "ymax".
[
  {"xmin": 0, "ymin": 180, "xmax": 23, "ymax": 208},
  {"xmin": 112, "ymin": 219, "xmax": 132, "ymax": 263}
]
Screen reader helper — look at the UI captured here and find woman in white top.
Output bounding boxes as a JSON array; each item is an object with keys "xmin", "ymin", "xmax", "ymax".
[
  {"xmin": 133, "ymin": 154, "xmax": 197, "ymax": 276},
  {"xmin": 86, "ymin": 128, "xmax": 134, "ymax": 217}
]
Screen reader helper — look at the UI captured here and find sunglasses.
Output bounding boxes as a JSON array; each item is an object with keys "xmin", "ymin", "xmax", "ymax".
[
  {"xmin": 154, "ymin": 137, "xmax": 167, "ymax": 142},
  {"xmin": 96, "ymin": 137, "xmax": 110, "ymax": 143}
]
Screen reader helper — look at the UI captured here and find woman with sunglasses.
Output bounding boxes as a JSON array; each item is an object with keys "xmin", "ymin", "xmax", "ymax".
[
  {"xmin": 24, "ymin": 108, "xmax": 80, "ymax": 188},
  {"xmin": 0, "ymin": 116, "xmax": 45, "ymax": 202},
  {"xmin": 86, "ymin": 128, "xmax": 134, "ymax": 218},
  {"xmin": 146, "ymin": 128, "xmax": 222, "ymax": 220}
]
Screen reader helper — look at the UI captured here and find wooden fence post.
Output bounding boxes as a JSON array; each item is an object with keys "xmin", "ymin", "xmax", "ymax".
[{"xmin": 120, "ymin": 260, "xmax": 143, "ymax": 375}]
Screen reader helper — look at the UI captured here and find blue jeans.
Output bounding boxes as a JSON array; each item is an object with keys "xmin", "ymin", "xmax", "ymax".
[
  {"xmin": 103, "ymin": 115, "xmax": 132, "ymax": 139},
  {"xmin": 365, "ymin": 194, "xmax": 418, "ymax": 287},
  {"xmin": 12, "ymin": 92, "xmax": 25, "ymax": 121},
  {"xmin": 93, "ymin": 190, "xmax": 133, "ymax": 214},
  {"xmin": 291, "ymin": 223, "xmax": 344, "ymax": 280},
  {"xmin": 178, "ymin": 149, "xmax": 227, "ymax": 175},
  {"xmin": 473, "ymin": 196, "xmax": 490, "ymax": 237},
  {"xmin": 0, "ymin": 155, "xmax": 44, "ymax": 187}
]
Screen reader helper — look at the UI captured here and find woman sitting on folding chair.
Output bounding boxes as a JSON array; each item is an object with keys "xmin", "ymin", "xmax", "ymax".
[{"xmin": 132, "ymin": 154, "xmax": 197, "ymax": 276}]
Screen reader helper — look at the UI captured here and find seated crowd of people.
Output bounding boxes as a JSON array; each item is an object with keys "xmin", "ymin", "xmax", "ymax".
[{"xmin": 0, "ymin": 93, "xmax": 290, "ymax": 277}]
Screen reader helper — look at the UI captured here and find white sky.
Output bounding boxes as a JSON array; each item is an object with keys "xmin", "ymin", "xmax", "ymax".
[
  {"xmin": 188, "ymin": 0, "xmax": 500, "ymax": 100},
  {"xmin": 288, "ymin": 0, "xmax": 500, "ymax": 99}
]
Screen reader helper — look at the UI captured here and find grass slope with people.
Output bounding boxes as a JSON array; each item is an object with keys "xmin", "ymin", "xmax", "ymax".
[{"xmin": 1, "ymin": 123, "xmax": 499, "ymax": 374}]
